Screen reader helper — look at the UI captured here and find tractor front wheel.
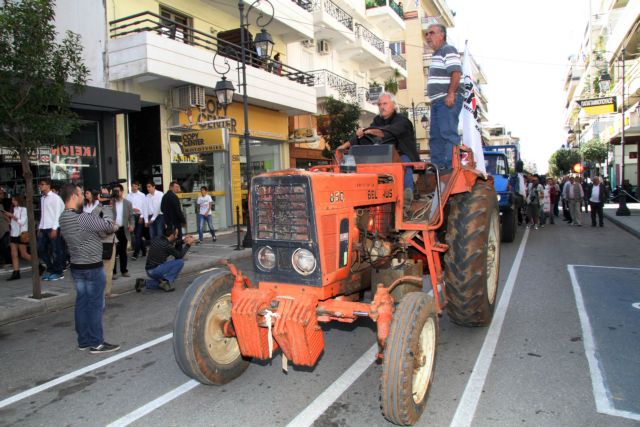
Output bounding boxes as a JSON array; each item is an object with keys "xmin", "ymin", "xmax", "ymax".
[
  {"xmin": 381, "ymin": 292, "xmax": 438, "ymax": 425},
  {"xmin": 444, "ymin": 179, "xmax": 500, "ymax": 326},
  {"xmin": 173, "ymin": 270, "xmax": 249, "ymax": 385}
]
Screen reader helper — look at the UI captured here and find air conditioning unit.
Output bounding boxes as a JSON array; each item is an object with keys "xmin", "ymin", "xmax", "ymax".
[
  {"xmin": 171, "ymin": 85, "xmax": 206, "ymax": 110},
  {"xmin": 301, "ymin": 39, "xmax": 315, "ymax": 48},
  {"xmin": 318, "ymin": 40, "xmax": 331, "ymax": 55}
]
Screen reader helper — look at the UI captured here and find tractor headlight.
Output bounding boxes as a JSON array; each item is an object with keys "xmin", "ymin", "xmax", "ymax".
[
  {"xmin": 292, "ymin": 248, "xmax": 316, "ymax": 276},
  {"xmin": 256, "ymin": 246, "xmax": 276, "ymax": 271}
]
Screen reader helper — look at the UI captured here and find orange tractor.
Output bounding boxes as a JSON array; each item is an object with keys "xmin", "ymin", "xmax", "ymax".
[{"xmin": 173, "ymin": 143, "xmax": 500, "ymax": 425}]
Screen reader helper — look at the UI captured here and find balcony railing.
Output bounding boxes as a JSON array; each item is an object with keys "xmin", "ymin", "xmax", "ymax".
[
  {"xmin": 354, "ymin": 24, "xmax": 385, "ymax": 54},
  {"xmin": 309, "ymin": 69, "xmax": 357, "ymax": 99},
  {"xmin": 108, "ymin": 11, "xmax": 314, "ymax": 86},
  {"xmin": 365, "ymin": 0, "xmax": 404, "ymax": 19},
  {"xmin": 357, "ymin": 87, "xmax": 379, "ymax": 105},
  {"xmin": 292, "ymin": 0, "xmax": 313, "ymax": 12},
  {"xmin": 312, "ymin": 0, "xmax": 354, "ymax": 31},
  {"xmin": 391, "ymin": 54, "xmax": 406, "ymax": 69}
]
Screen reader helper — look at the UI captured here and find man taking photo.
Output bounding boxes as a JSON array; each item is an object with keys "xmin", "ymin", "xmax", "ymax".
[
  {"xmin": 59, "ymin": 183, "xmax": 120, "ymax": 354},
  {"xmin": 135, "ymin": 225, "xmax": 194, "ymax": 293}
]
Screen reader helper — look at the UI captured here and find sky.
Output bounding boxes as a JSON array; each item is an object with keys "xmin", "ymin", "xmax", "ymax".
[{"xmin": 446, "ymin": 0, "xmax": 591, "ymax": 173}]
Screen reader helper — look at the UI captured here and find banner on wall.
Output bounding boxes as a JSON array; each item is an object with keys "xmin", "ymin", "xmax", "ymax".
[{"xmin": 180, "ymin": 129, "xmax": 226, "ymax": 154}]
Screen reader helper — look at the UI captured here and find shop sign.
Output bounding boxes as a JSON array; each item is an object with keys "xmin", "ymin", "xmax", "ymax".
[
  {"xmin": 289, "ymin": 127, "xmax": 321, "ymax": 148},
  {"xmin": 181, "ymin": 128, "xmax": 225, "ymax": 154},
  {"xmin": 178, "ymin": 98, "xmax": 237, "ymax": 132},
  {"xmin": 172, "ymin": 154, "xmax": 198, "ymax": 163},
  {"xmin": 577, "ymin": 96, "xmax": 617, "ymax": 115}
]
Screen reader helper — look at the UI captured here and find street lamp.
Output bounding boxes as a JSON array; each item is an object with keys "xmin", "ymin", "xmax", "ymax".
[
  {"xmin": 410, "ymin": 99, "xmax": 430, "ymax": 139},
  {"xmin": 598, "ymin": 70, "xmax": 612, "ymax": 94},
  {"xmin": 212, "ymin": 0, "xmax": 276, "ymax": 246},
  {"xmin": 616, "ymin": 48, "xmax": 630, "ymax": 216}
]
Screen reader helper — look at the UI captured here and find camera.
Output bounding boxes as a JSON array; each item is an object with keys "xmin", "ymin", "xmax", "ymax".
[{"xmin": 98, "ymin": 179, "xmax": 126, "ymax": 204}]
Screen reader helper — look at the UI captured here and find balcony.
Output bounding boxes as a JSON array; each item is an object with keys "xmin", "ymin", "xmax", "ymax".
[
  {"xmin": 312, "ymin": 0, "xmax": 356, "ymax": 44},
  {"xmin": 215, "ymin": 0, "xmax": 314, "ymax": 40},
  {"xmin": 365, "ymin": 0, "xmax": 406, "ymax": 35},
  {"xmin": 108, "ymin": 12, "xmax": 316, "ymax": 114},
  {"xmin": 356, "ymin": 87, "xmax": 379, "ymax": 115},
  {"xmin": 341, "ymin": 23, "xmax": 386, "ymax": 65},
  {"xmin": 309, "ymin": 69, "xmax": 357, "ymax": 102}
]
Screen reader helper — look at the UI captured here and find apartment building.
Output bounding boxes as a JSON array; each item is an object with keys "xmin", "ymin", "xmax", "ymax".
[{"xmin": 564, "ymin": 0, "xmax": 640, "ymax": 187}]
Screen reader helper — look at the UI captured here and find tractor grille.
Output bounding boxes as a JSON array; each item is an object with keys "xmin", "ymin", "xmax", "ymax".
[{"xmin": 255, "ymin": 183, "xmax": 310, "ymax": 241}]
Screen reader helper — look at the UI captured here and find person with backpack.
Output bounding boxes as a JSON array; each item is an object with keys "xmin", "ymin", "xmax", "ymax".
[{"xmin": 526, "ymin": 176, "xmax": 543, "ymax": 230}]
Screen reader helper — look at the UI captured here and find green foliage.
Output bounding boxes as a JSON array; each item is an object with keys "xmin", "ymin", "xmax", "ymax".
[
  {"xmin": 0, "ymin": 0, "xmax": 89, "ymax": 151},
  {"xmin": 384, "ymin": 69, "xmax": 402, "ymax": 95},
  {"xmin": 548, "ymin": 148, "xmax": 581, "ymax": 175},
  {"xmin": 0, "ymin": 0, "xmax": 88, "ymax": 298},
  {"xmin": 580, "ymin": 138, "xmax": 607, "ymax": 164},
  {"xmin": 318, "ymin": 97, "xmax": 362, "ymax": 156}
]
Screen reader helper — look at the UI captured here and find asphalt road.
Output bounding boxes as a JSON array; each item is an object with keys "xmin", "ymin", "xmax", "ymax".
[{"xmin": 1, "ymin": 215, "xmax": 639, "ymax": 427}]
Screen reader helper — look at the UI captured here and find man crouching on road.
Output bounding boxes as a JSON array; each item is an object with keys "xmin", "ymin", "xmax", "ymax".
[
  {"xmin": 59, "ymin": 184, "xmax": 120, "ymax": 354},
  {"xmin": 135, "ymin": 225, "xmax": 194, "ymax": 293}
]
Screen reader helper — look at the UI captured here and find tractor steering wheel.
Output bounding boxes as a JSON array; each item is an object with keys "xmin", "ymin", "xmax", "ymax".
[{"xmin": 358, "ymin": 127, "xmax": 384, "ymax": 145}]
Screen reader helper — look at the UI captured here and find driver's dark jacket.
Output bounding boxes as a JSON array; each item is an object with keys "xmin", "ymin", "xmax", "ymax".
[{"xmin": 350, "ymin": 112, "xmax": 419, "ymax": 162}]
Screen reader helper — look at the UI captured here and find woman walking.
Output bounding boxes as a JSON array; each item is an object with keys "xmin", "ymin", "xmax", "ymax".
[{"xmin": 4, "ymin": 195, "xmax": 31, "ymax": 281}]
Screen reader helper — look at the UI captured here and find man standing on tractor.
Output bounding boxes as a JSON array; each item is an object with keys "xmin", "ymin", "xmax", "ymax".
[
  {"xmin": 336, "ymin": 92, "xmax": 419, "ymax": 205},
  {"xmin": 425, "ymin": 23, "xmax": 464, "ymax": 169}
]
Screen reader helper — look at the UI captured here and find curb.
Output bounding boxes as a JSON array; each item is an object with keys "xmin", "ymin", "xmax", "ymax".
[
  {"xmin": 603, "ymin": 212, "xmax": 640, "ymax": 239},
  {"xmin": 0, "ymin": 248, "xmax": 251, "ymax": 326}
]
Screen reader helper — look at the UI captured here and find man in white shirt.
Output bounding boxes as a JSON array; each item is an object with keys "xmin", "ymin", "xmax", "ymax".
[
  {"xmin": 146, "ymin": 182, "xmax": 164, "ymax": 239},
  {"xmin": 588, "ymin": 176, "xmax": 607, "ymax": 227},
  {"xmin": 37, "ymin": 178, "xmax": 65, "ymax": 281},
  {"xmin": 126, "ymin": 180, "xmax": 148, "ymax": 260},
  {"xmin": 111, "ymin": 184, "xmax": 134, "ymax": 280}
]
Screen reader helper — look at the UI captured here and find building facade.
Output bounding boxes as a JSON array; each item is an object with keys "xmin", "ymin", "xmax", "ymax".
[{"xmin": 564, "ymin": 0, "xmax": 640, "ymax": 188}]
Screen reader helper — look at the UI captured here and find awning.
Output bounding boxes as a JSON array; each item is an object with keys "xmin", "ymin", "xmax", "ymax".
[
  {"xmin": 66, "ymin": 84, "xmax": 140, "ymax": 113},
  {"xmin": 609, "ymin": 134, "xmax": 640, "ymax": 145}
]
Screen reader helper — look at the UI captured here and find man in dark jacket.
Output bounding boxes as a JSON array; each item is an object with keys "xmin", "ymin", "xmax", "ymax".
[
  {"xmin": 135, "ymin": 225, "xmax": 194, "ymax": 292},
  {"xmin": 161, "ymin": 181, "xmax": 186, "ymax": 250}
]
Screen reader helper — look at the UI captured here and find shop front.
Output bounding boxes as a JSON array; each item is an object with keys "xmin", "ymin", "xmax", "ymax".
[
  {"xmin": 288, "ymin": 114, "xmax": 330, "ymax": 170},
  {"xmin": 0, "ymin": 85, "xmax": 139, "ymax": 204}
]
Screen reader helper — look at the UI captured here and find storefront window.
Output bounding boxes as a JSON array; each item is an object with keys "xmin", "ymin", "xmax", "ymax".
[{"xmin": 239, "ymin": 139, "xmax": 282, "ymax": 190}]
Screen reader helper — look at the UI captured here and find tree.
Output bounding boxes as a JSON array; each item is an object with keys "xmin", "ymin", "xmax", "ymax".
[
  {"xmin": 580, "ymin": 138, "xmax": 607, "ymax": 164},
  {"xmin": 548, "ymin": 148, "xmax": 581, "ymax": 176},
  {"xmin": 318, "ymin": 97, "xmax": 362, "ymax": 158},
  {"xmin": 0, "ymin": 0, "xmax": 88, "ymax": 298}
]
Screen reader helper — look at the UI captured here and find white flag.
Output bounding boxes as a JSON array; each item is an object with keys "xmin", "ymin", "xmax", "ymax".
[{"xmin": 459, "ymin": 44, "xmax": 486, "ymax": 173}]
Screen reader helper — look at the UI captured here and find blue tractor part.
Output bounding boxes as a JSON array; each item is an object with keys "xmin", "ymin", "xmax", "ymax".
[{"xmin": 483, "ymin": 147, "xmax": 519, "ymax": 242}]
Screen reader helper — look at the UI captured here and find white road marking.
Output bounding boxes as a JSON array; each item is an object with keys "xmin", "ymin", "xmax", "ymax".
[
  {"xmin": 450, "ymin": 227, "xmax": 530, "ymax": 427},
  {"xmin": 106, "ymin": 379, "xmax": 199, "ymax": 427},
  {"xmin": 568, "ymin": 265, "xmax": 640, "ymax": 421},
  {"xmin": 632, "ymin": 302, "xmax": 640, "ymax": 310},
  {"xmin": 0, "ymin": 333, "xmax": 173, "ymax": 409},
  {"xmin": 569, "ymin": 265, "xmax": 640, "ymax": 271},
  {"xmin": 198, "ymin": 267, "xmax": 219, "ymax": 274},
  {"xmin": 286, "ymin": 344, "xmax": 378, "ymax": 427}
]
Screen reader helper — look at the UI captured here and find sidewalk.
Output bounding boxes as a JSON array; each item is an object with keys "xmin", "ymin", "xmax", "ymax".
[
  {"xmin": 0, "ymin": 229, "xmax": 251, "ymax": 326},
  {"xmin": 603, "ymin": 202, "xmax": 640, "ymax": 239}
]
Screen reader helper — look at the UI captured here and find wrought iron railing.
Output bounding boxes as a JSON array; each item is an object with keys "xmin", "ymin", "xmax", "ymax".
[
  {"xmin": 312, "ymin": 0, "xmax": 354, "ymax": 31},
  {"xmin": 354, "ymin": 24, "xmax": 385, "ymax": 54},
  {"xmin": 365, "ymin": 0, "xmax": 404, "ymax": 19},
  {"xmin": 391, "ymin": 54, "xmax": 407, "ymax": 69},
  {"xmin": 108, "ymin": 11, "xmax": 314, "ymax": 86},
  {"xmin": 292, "ymin": 0, "xmax": 313, "ymax": 12},
  {"xmin": 309, "ymin": 69, "xmax": 357, "ymax": 100},
  {"xmin": 357, "ymin": 87, "xmax": 379, "ymax": 105}
]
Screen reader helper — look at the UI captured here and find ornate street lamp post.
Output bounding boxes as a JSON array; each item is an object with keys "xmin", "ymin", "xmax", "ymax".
[
  {"xmin": 213, "ymin": 0, "xmax": 276, "ymax": 245},
  {"xmin": 410, "ymin": 99, "xmax": 430, "ymax": 139}
]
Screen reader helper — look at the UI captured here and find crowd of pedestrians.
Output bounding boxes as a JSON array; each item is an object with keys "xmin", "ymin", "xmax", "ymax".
[
  {"xmin": 0, "ymin": 179, "xmax": 221, "ymax": 355},
  {"xmin": 519, "ymin": 173, "xmax": 610, "ymax": 230}
]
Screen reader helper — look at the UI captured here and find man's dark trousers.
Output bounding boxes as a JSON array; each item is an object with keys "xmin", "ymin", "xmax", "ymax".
[
  {"xmin": 113, "ymin": 227, "xmax": 128, "ymax": 274},
  {"xmin": 590, "ymin": 201, "xmax": 604, "ymax": 226},
  {"xmin": 133, "ymin": 214, "xmax": 146, "ymax": 257},
  {"xmin": 37, "ymin": 228, "xmax": 64, "ymax": 275}
]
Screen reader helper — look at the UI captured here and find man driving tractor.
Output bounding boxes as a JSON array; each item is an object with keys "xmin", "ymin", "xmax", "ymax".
[{"xmin": 336, "ymin": 91, "xmax": 419, "ymax": 206}]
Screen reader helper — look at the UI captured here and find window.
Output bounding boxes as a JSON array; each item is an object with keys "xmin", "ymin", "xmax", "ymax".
[
  {"xmin": 160, "ymin": 6, "xmax": 193, "ymax": 44},
  {"xmin": 389, "ymin": 41, "xmax": 405, "ymax": 56}
]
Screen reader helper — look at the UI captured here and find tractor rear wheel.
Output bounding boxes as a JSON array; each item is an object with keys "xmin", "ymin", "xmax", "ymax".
[
  {"xmin": 381, "ymin": 292, "xmax": 438, "ymax": 425},
  {"xmin": 444, "ymin": 179, "xmax": 500, "ymax": 326},
  {"xmin": 173, "ymin": 270, "xmax": 249, "ymax": 385}
]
